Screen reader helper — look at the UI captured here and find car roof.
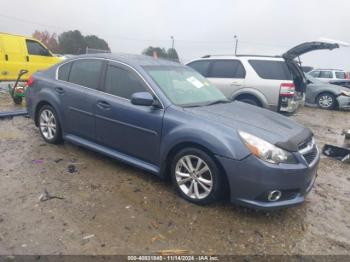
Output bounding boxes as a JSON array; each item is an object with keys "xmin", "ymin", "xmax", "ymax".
[
  {"xmin": 190, "ymin": 54, "xmax": 284, "ymax": 62},
  {"xmin": 312, "ymin": 69, "xmax": 345, "ymax": 72},
  {"xmin": 65, "ymin": 53, "xmax": 182, "ymax": 68}
]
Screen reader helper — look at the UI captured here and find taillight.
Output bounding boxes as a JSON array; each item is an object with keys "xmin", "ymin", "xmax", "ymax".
[
  {"xmin": 27, "ymin": 75, "xmax": 34, "ymax": 87},
  {"xmin": 280, "ymin": 83, "xmax": 295, "ymax": 97},
  {"xmin": 345, "ymin": 73, "xmax": 349, "ymax": 79}
]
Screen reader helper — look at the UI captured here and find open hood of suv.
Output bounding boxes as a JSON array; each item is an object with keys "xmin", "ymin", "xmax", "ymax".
[{"xmin": 282, "ymin": 41, "xmax": 339, "ymax": 60}]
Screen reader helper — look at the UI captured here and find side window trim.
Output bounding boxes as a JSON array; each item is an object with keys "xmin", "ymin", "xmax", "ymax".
[
  {"xmin": 207, "ymin": 59, "xmax": 246, "ymax": 79},
  {"xmin": 55, "ymin": 58, "xmax": 164, "ymax": 109}
]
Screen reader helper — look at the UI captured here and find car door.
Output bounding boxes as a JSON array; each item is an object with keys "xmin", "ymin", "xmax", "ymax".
[
  {"xmin": 25, "ymin": 39, "xmax": 61, "ymax": 75},
  {"xmin": 206, "ymin": 59, "xmax": 246, "ymax": 98},
  {"xmin": 56, "ymin": 59, "xmax": 105, "ymax": 141},
  {"xmin": 95, "ymin": 62, "xmax": 164, "ymax": 165}
]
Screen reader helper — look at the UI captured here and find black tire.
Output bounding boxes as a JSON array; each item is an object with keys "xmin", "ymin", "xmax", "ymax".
[
  {"xmin": 316, "ymin": 92, "xmax": 336, "ymax": 110},
  {"xmin": 171, "ymin": 147, "xmax": 224, "ymax": 205},
  {"xmin": 237, "ymin": 96, "xmax": 261, "ymax": 107},
  {"xmin": 37, "ymin": 105, "xmax": 63, "ymax": 144},
  {"xmin": 13, "ymin": 97, "xmax": 23, "ymax": 104}
]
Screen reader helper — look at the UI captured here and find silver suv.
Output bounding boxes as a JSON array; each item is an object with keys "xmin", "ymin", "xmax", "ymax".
[{"xmin": 187, "ymin": 41, "xmax": 340, "ymax": 113}]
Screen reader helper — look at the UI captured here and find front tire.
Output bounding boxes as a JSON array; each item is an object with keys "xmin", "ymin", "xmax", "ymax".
[
  {"xmin": 316, "ymin": 93, "xmax": 336, "ymax": 110},
  {"xmin": 171, "ymin": 148, "xmax": 223, "ymax": 205},
  {"xmin": 38, "ymin": 105, "xmax": 63, "ymax": 144}
]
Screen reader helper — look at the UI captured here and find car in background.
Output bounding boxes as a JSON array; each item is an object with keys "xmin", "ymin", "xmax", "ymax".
[
  {"xmin": 0, "ymin": 32, "xmax": 62, "ymax": 81},
  {"xmin": 305, "ymin": 74, "xmax": 350, "ymax": 110},
  {"xmin": 187, "ymin": 41, "xmax": 339, "ymax": 114},
  {"xmin": 25, "ymin": 53, "xmax": 319, "ymax": 210},
  {"xmin": 329, "ymin": 79, "xmax": 350, "ymax": 89},
  {"xmin": 308, "ymin": 69, "xmax": 349, "ymax": 83}
]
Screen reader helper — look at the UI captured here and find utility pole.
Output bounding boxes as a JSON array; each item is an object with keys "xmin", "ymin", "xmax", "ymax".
[
  {"xmin": 234, "ymin": 35, "xmax": 238, "ymax": 55},
  {"xmin": 171, "ymin": 36, "xmax": 175, "ymax": 50}
]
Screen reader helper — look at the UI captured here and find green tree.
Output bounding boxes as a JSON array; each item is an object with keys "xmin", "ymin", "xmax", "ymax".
[
  {"xmin": 85, "ymin": 35, "xmax": 110, "ymax": 52},
  {"xmin": 32, "ymin": 30, "xmax": 59, "ymax": 53},
  {"xmin": 142, "ymin": 46, "xmax": 168, "ymax": 59},
  {"xmin": 167, "ymin": 48, "xmax": 179, "ymax": 62},
  {"xmin": 58, "ymin": 30, "xmax": 86, "ymax": 55}
]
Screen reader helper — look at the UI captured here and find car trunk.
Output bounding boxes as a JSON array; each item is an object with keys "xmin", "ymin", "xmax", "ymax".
[{"xmin": 282, "ymin": 41, "xmax": 340, "ymax": 93}]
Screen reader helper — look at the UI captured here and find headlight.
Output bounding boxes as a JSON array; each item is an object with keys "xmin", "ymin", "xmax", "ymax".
[
  {"xmin": 238, "ymin": 131, "xmax": 296, "ymax": 164},
  {"xmin": 340, "ymin": 90, "xmax": 350, "ymax": 97}
]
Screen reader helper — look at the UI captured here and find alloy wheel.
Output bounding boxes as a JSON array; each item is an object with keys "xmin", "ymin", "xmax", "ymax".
[
  {"xmin": 175, "ymin": 155, "xmax": 213, "ymax": 199},
  {"xmin": 39, "ymin": 109, "xmax": 57, "ymax": 140},
  {"xmin": 318, "ymin": 95, "xmax": 333, "ymax": 108}
]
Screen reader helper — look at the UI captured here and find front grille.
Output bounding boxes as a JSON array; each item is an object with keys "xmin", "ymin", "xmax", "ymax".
[
  {"xmin": 302, "ymin": 146, "xmax": 318, "ymax": 165},
  {"xmin": 299, "ymin": 136, "xmax": 319, "ymax": 166}
]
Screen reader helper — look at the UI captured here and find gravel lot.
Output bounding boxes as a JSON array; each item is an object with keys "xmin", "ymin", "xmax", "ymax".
[{"xmin": 0, "ymin": 90, "xmax": 349, "ymax": 255}]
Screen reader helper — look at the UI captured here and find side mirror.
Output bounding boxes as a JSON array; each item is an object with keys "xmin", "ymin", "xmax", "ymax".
[{"xmin": 131, "ymin": 92, "xmax": 155, "ymax": 106}]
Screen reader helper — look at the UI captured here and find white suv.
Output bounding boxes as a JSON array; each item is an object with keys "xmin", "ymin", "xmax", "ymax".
[
  {"xmin": 308, "ymin": 69, "xmax": 349, "ymax": 82},
  {"xmin": 187, "ymin": 41, "xmax": 340, "ymax": 113}
]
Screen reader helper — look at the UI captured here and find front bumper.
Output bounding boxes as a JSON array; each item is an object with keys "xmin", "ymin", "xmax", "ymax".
[
  {"xmin": 216, "ymin": 151, "xmax": 319, "ymax": 210},
  {"xmin": 336, "ymin": 95, "xmax": 350, "ymax": 109}
]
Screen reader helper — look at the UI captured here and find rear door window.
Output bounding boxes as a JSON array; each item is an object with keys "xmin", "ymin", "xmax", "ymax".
[
  {"xmin": 208, "ymin": 60, "xmax": 246, "ymax": 78},
  {"xmin": 103, "ymin": 64, "xmax": 147, "ymax": 99},
  {"xmin": 249, "ymin": 60, "xmax": 292, "ymax": 80},
  {"xmin": 68, "ymin": 60, "xmax": 104, "ymax": 89},
  {"xmin": 319, "ymin": 71, "xmax": 333, "ymax": 79},
  {"xmin": 187, "ymin": 60, "xmax": 210, "ymax": 77}
]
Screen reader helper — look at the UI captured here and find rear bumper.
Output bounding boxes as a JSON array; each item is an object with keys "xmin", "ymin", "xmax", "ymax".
[
  {"xmin": 279, "ymin": 94, "xmax": 304, "ymax": 113},
  {"xmin": 216, "ymin": 152, "xmax": 319, "ymax": 210}
]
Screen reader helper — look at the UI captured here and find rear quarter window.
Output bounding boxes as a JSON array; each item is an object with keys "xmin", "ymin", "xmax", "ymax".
[
  {"xmin": 335, "ymin": 72, "xmax": 346, "ymax": 79},
  {"xmin": 57, "ymin": 63, "xmax": 72, "ymax": 81},
  {"xmin": 249, "ymin": 60, "xmax": 292, "ymax": 80}
]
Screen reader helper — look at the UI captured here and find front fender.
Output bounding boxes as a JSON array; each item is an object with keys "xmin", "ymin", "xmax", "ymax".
[{"xmin": 160, "ymin": 125, "xmax": 250, "ymax": 163}]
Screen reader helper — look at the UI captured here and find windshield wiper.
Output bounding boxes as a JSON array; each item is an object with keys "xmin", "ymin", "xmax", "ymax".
[{"xmin": 204, "ymin": 99, "xmax": 231, "ymax": 106}]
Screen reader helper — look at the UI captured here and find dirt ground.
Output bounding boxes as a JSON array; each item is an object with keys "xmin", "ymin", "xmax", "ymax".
[{"xmin": 0, "ymin": 87, "xmax": 349, "ymax": 255}]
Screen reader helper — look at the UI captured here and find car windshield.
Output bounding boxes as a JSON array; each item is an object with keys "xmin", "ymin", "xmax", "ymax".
[{"xmin": 144, "ymin": 65, "xmax": 228, "ymax": 107}]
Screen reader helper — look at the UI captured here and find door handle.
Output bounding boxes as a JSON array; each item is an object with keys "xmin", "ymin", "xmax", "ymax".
[
  {"xmin": 97, "ymin": 101, "xmax": 111, "ymax": 110},
  {"xmin": 26, "ymin": 56, "xmax": 29, "ymax": 62},
  {"xmin": 5, "ymin": 54, "xmax": 8, "ymax": 61},
  {"xmin": 54, "ymin": 87, "xmax": 65, "ymax": 94},
  {"xmin": 231, "ymin": 82, "xmax": 241, "ymax": 86}
]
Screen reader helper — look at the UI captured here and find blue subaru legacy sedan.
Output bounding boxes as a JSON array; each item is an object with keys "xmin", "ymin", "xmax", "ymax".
[{"xmin": 26, "ymin": 54, "xmax": 319, "ymax": 210}]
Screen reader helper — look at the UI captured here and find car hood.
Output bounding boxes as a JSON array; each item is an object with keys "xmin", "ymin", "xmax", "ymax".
[{"xmin": 185, "ymin": 101, "xmax": 312, "ymax": 152}]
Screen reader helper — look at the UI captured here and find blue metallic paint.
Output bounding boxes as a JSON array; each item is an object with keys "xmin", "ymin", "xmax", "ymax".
[{"xmin": 26, "ymin": 54, "xmax": 320, "ymax": 210}]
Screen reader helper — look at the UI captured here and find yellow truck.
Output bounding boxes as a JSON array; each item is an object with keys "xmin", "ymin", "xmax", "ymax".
[{"xmin": 0, "ymin": 32, "xmax": 62, "ymax": 81}]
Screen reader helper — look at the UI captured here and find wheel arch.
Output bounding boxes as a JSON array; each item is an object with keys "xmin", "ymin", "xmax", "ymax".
[
  {"xmin": 160, "ymin": 141, "xmax": 231, "ymax": 198},
  {"xmin": 231, "ymin": 88, "xmax": 269, "ymax": 108}
]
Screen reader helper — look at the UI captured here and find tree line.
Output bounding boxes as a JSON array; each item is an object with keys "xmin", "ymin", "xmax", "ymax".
[
  {"xmin": 33, "ymin": 30, "xmax": 180, "ymax": 61},
  {"xmin": 32, "ymin": 30, "xmax": 110, "ymax": 55}
]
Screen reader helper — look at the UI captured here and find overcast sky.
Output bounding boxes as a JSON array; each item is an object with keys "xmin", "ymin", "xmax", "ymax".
[{"xmin": 1, "ymin": 0, "xmax": 350, "ymax": 70}]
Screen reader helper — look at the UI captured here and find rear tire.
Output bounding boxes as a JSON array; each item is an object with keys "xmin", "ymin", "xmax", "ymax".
[
  {"xmin": 316, "ymin": 93, "xmax": 336, "ymax": 110},
  {"xmin": 171, "ymin": 147, "xmax": 223, "ymax": 205},
  {"xmin": 37, "ymin": 105, "xmax": 63, "ymax": 144}
]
